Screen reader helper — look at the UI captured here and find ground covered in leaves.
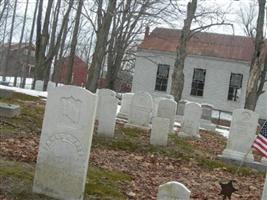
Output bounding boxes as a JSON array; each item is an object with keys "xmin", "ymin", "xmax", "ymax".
[{"xmin": 0, "ymin": 92, "xmax": 265, "ymax": 199}]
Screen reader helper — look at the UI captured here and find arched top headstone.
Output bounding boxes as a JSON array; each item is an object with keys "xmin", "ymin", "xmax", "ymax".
[
  {"xmin": 131, "ymin": 91, "xmax": 153, "ymax": 112},
  {"xmin": 157, "ymin": 181, "xmax": 191, "ymax": 200}
]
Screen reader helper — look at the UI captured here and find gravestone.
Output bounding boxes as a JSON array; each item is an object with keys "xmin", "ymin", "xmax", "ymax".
[
  {"xmin": 200, "ymin": 103, "xmax": 216, "ymax": 131},
  {"xmin": 150, "ymin": 117, "xmax": 170, "ymax": 146},
  {"xmin": 35, "ymin": 80, "xmax": 44, "ymax": 91},
  {"xmin": 117, "ymin": 93, "xmax": 134, "ymax": 119},
  {"xmin": 126, "ymin": 91, "xmax": 153, "ymax": 129},
  {"xmin": 33, "ymin": 85, "xmax": 97, "ymax": 200},
  {"xmin": 152, "ymin": 97, "xmax": 166, "ymax": 118},
  {"xmin": 220, "ymin": 109, "xmax": 258, "ymax": 162},
  {"xmin": 176, "ymin": 99, "xmax": 188, "ymax": 122},
  {"xmin": 157, "ymin": 99, "xmax": 177, "ymax": 133},
  {"xmin": 157, "ymin": 181, "xmax": 191, "ymax": 200},
  {"xmin": 179, "ymin": 102, "xmax": 202, "ymax": 138},
  {"xmin": 0, "ymin": 103, "xmax": 20, "ymax": 118},
  {"xmin": 262, "ymin": 173, "xmax": 267, "ymax": 200},
  {"xmin": 0, "ymin": 88, "xmax": 14, "ymax": 98},
  {"xmin": 96, "ymin": 89, "xmax": 118, "ymax": 138}
]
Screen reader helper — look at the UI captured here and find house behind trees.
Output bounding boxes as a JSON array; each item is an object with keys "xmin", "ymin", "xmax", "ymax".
[
  {"xmin": 0, "ymin": 43, "xmax": 35, "ymax": 78},
  {"xmin": 132, "ymin": 28, "xmax": 267, "ymax": 119}
]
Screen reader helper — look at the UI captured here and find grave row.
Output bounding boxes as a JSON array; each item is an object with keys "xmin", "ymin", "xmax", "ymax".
[{"xmin": 32, "ymin": 86, "xmax": 264, "ymax": 199}]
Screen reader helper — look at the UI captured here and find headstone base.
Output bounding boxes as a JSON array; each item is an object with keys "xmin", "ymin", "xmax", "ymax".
[
  {"xmin": 0, "ymin": 103, "xmax": 20, "ymax": 118},
  {"xmin": 200, "ymin": 119, "xmax": 216, "ymax": 132},
  {"xmin": 218, "ymin": 156, "xmax": 267, "ymax": 172},
  {"xmin": 124, "ymin": 123, "xmax": 151, "ymax": 131},
  {"xmin": 220, "ymin": 149, "xmax": 254, "ymax": 162},
  {"xmin": 178, "ymin": 131, "xmax": 201, "ymax": 138},
  {"xmin": 117, "ymin": 112, "xmax": 128, "ymax": 119}
]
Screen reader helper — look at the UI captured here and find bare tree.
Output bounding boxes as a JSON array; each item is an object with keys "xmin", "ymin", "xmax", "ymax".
[
  {"xmin": 245, "ymin": 0, "xmax": 266, "ymax": 110},
  {"xmin": 85, "ymin": 0, "xmax": 117, "ymax": 92},
  {"xmin": 2, "ymin": 0, "xmax": 17, "ymax": 81},
  {"xmin": 170, "ymin": 0, "xmax": 232, "ymax": 102},
  {"xmin": 66, "ymin": 0, "xmax": 84, "ymax": 84}
]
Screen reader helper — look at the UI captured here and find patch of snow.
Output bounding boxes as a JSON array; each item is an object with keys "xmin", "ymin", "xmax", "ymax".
[
  {"xmin": 212, "ymin": 110, "xmax": 232, "ymax": 121},
  {"xmin": 0, "ymin": 85, "xmax": 47, "ymax": 98},
  {"xmin": 215, "ymin": 127, "xmax": 229, "ymax": 138}
]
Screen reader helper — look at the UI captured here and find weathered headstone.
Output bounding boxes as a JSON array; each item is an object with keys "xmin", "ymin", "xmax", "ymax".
[
  {"xmin": 157, "ymin": 99, "xmax": 177, "ymax": 133},
  {"xmin": 33, "ymin": 86, "xmax": 97, "ymax": 200},
  {"xmin": 96, "ymin": 89, "xmax": 118, "ymax": 138},
  {"xmin": 0, "ymin": 88, "xmax": 14, "ymax": 98},
  {"xmin": 117, "ymin": 93, "xmax": 134, "ymax": 119},
  {"xmin": 157, "ymin": 181, "xmax": 191, "ymax": 200},
  {"xmin": 176, "ymin": 99, "xmax": 188, "ymax": 122},
  {"xmin": 220, "ymin": 109, "xmax": 258, "ymax": 162},
  {"xmin": 126, "ymin": 91, "xmax": 153, "ymax": 129},
  {"xmin": 179, "ymin": 102, "xmax": 202, "ymax": 138},
  {"xmin": 35, "ymin": 80, "xmax": 44, "ymax": 91},
  {"xmin": 262, "ymin": 172, "xmax": 267, "ymax": 200},
  {"xmin": 0, "ymin": 103, "xmax": 20, "ymax": 118},
  {"xmin": 150, "ymin": 117, "xmax": 170, "ymax": 146},
  {"xmin": 152, "ymin": 97, "xmax": 166, "ymax": 118},
  {"xmin": 200, "ymin": 103, "xmax": 216, "ymax": 131}
]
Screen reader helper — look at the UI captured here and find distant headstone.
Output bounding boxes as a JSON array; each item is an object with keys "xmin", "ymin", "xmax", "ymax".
[
  {"xmin": 33, "ymin": 86, "xmax": 97, "ymax": 200},
  {"xmin": 127, "ymin": 91, "xmax": 153, "ymax": 129},
  {"xmin": 96, "ymin": 89, "xmax": 118, "ymax": 138},
  {"xmin": 157, "ymin": 99, "xmax": 177, "ymax": 133},
  {"xmin": 150, "ymin": 117, "xmax": 170, "ymax": 146},
  {"xmin": 35, "ymin": 80, "xmax": 44, "ymax": 91},
  {"xmin": 179, "ymin": 102, "xmax": 202, "ymax": 138},
  {"xmin": 152, "ymin": 97, "xmax": 166, "ymax": 118},
  {"xmin": 117, "ymin": 93, "xmax": 134, "ymax": 119},
  {"xmin": 0, "ymin": 103, "xmax": 20, "ymax": 118},
  {"xmin": 221, "ymin": 109, "xmax": 258, "ymax": 161},
  {"xmin": 0, "ymin": 88, "xmax": 14, "ymax": 99},
  {"xmin": 157, "ymin": 181, "xmax": 191, "ymax": 200},
  {"xmin": 200, "ymin": 103, "xmax": 216, "ymax": 131},
  {"xmin": 176, "ymin": 100, "xmax": 188, "ymax": 122}
]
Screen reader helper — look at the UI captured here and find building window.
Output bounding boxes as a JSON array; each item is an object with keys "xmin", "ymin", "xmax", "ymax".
[
  {"xmin": 155, "ymin": 64, "xmax": 170, "ymax": 92},
  {"xmin": 190, "ymin": 68, "xmax": 206, "ymax": 97},
  {"xmin": 228, "ymin": 73, "xmax": 243, "ymax": 101}
]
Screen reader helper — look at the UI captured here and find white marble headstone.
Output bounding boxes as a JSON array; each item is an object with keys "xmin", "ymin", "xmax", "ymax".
[
  {"xmin": 96, "ymin": 89, "xmax": 118, "ymax": 138},
  {"xmin": 128, "ymin": 91, "xmax": 153, "ymax": 128},
  {"xmin": 150, "ymin": 117, "xmax": 170, "ymax": 146},
  {"xmin": 157, "ymin": 99, "xmax": 177, "ymax": 133},
  {"xmin": 157, "ymin": 181, "xmax": 191, "ymax": 200},
  {"xmin": 221, "ymin": 109, "xmax": 258, "ymax": 161},
  {"xmin": 117, "ymin": 93, "xmax": 134, "ymax": 119},
  {"xmin": 33, "ymin": 86, "xmax": 97, "ymax": 200},
  {"xmin": 179, "ymin": 102, "xmax": 202, "ymax": 138},
  {"xmin": 200, "ymin": 103, "xmax": 216, "ymax": 131},
  {"xmin": 152, "ymin": 97, "xmax": 167, "ymax": 118}
]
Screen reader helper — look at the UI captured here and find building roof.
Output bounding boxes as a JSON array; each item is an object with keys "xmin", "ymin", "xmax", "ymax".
[{"xmin": 139, "ymin": 27, "xmax": 264, "ymax": 62}]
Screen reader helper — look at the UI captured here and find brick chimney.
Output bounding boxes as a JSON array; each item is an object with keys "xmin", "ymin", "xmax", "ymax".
[{"xmin": 144, "ymin": 26, "xmax": 150, "ymax": 39}]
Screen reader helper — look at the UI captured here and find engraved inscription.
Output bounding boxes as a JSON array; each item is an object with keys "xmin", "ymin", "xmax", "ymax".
[{"xmin": 60, "ymin": 96, "xmax": 82, "ymax": 126}]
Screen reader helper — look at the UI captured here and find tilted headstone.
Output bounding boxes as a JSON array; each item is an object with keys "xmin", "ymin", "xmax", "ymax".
[
  {"xmin": 0, "ymin": 88, "xmax": 14, "ymax": 98},
  {"xmin": 179, "ymin": 102, "xmax": 202, "ymax": 138},
  {"xmin": 200, "ymin": 103, "xmax": 216, "ymax": 131},
  {"xmin": 117, "ymin": 93, "xmax": 134, "ymax": 119},
  {"xmin": 150, "ymin": 117, "xmax": 170, "ymax": 146},
  {"xmin": 96, "ymin": 89, "xmax": 118, "ymax": 138},
  {"xmin": 221, "ymin": 109, "xmax": 258, "ymax": 161},
  {"xmin": 157, "ymin": 181, "xmax": 191, "ymax": 200},
  {"xmin": 157, "ymin": 99, "xmax": 177, "ymax": 133},
  {"xmin": 127, "ymin": 91, "xmax": 153, "ymax": 128},
  {"xmin": 33, "ymin": 86, "xmax": 97, "ymax": 200}
]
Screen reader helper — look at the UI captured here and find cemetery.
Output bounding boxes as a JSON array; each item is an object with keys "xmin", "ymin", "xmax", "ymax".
[{"xmin": 0, "ymin": 86, "xmax": 266, "ymax": 200}]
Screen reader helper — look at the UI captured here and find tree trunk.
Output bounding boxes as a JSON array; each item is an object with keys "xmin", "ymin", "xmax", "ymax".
[
  {"xmin": 2, "ymin": 0, "xmax": 17, "ymax": 81},
  {"xmin": 171, "ymin": 0, "xmax": 197, "ymax": 103},
  {"xmin": 244, "ymin": 0, "xmax": 266, "ymax": 110},
  {"xmin": 66, "ymin": 0, "xmax": 84, "ymax": 84},
  {"xmin": 85, "ymin": 0, "xmax": 117, "ymax": 92}
]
